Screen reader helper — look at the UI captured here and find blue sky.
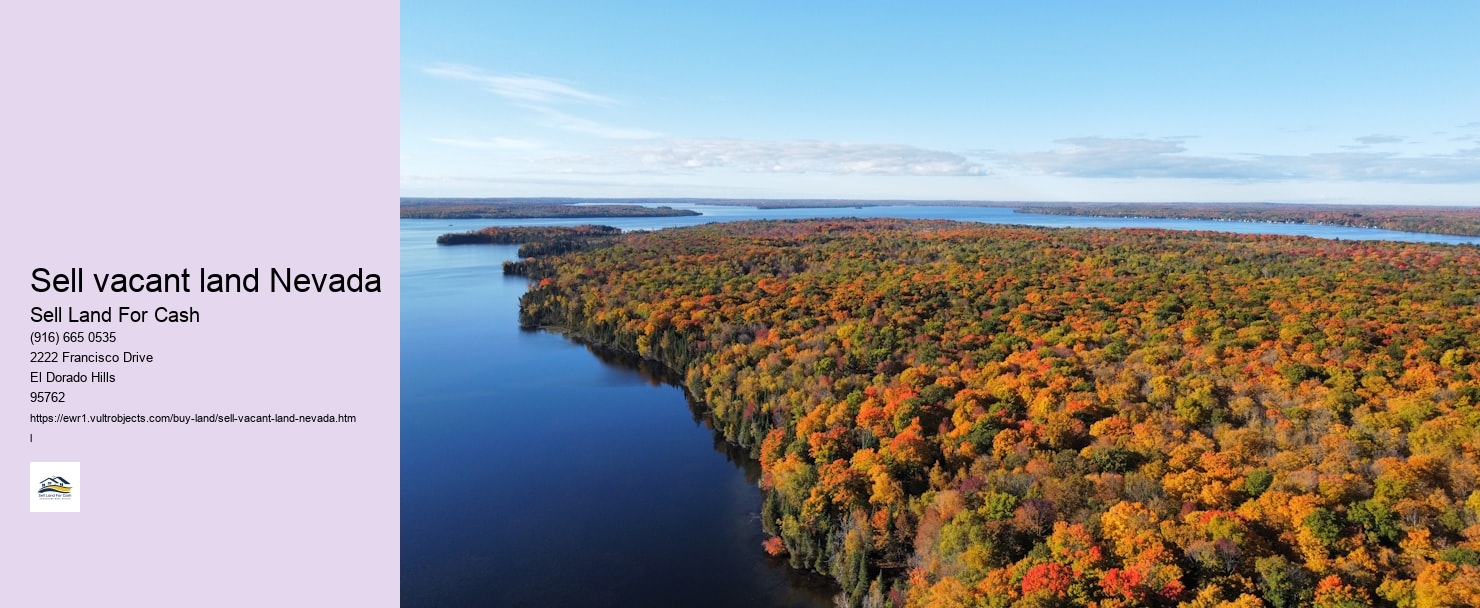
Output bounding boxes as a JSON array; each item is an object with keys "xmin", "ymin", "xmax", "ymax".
[{"xmin": 401, "ymin": 2, "xmax": 1480, "ymax": 204}]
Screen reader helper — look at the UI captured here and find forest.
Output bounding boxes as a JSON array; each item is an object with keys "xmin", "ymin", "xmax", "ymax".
[
  {"xmin": 1014, "ymin": 204, "xmax": 1480, "ymax": 238},
  {"xmin": 505, "ymin": 218, "xmax": 1480, "ymax": 608},
  {"xmin": 435, "ymin": 224, "xmax": 623, "ymax": 254}
]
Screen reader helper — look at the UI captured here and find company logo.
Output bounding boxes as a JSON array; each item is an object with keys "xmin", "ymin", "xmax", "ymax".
[
  {"xmin": 30, "ymin": 462, "xmax": 81, "ymax": 513},
  {"xmin": 38, "ymin": 476, "xmax": 72, "ymax": 495}
]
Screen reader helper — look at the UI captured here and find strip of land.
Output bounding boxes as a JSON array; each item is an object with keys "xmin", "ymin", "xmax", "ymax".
[
  {"xmin": 400, "ymin": 198, "xmax": 698, "ymax": 219},
  {"xmin": 1014, "ymin": 202, "xmax": 1480, "ymax": 237},
  {"xmin": 403, "ymin": 198, "xmax": 1480, "ymax": 236}
]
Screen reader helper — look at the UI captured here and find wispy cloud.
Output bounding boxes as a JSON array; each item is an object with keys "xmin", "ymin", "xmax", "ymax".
[
  {"xmin": 526, "ymin": 106, "xmax": 661, "ymax": 140},
  {"xmin": 429, "ymin": 136, "xmax": 544, "ymax": 150},
  {"xmin": 1451, "ymin": 123, "xmax": 1480, "ymax": 144},
  {"xmin": 1355, "ymin": 134, "xmax": 1404, "ymax": 145},
  {"xmin": 423, "ymin": 63, "xmax": 656, "ymax": 140},
  {"xmin": 424, "ymin": 64, "xmax": 613, "ymax": 105},
  {"xmin": 621, "ymin": 138, "xmax": 987, "ymax": 176},
  {"xmin": 995, "ymin": 137, "xmax": 1480, "ymax": 183},
  {"xmin": 998, "ymin": 138, "xmax": 1258, "ymax": 179}
]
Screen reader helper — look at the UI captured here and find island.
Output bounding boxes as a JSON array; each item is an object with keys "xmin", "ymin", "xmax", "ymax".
[{"xmin": 506, "ymin": 218, "xmax": 1480, "ymax": 607}]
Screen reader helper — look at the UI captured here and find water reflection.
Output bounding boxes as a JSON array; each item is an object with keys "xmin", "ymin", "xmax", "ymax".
[
  {"xmin": 402, "ymin": 221, "xmax": 840, "ymax": 607},
  {"xmin": 573, "ymin": 339, "xmax": 769, "ymax": 485}
]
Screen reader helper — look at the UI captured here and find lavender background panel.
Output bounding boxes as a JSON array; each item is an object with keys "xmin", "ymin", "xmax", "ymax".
[{"xmin": 1, "ymin": 2, "xmax": 399, "ymax": 605}]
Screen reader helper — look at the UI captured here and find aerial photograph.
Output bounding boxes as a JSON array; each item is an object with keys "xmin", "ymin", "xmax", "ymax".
[{"xmin": 400, "ymin": 3, "xmax": 1480, "ymax": 607}]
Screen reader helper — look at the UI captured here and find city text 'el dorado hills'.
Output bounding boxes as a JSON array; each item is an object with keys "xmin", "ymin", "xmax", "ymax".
[{"xmin": 30, "ymin": 268, "xmax": 381, "ymax": 293}]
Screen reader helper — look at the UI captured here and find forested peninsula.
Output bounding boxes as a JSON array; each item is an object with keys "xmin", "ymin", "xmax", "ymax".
[
  {"xmin": 508, "ymin": 218, "xmax": 1480, "ymax": 608},
  {"xmin": 436, "ymin": 225, "xmax": 623, "ymax": 258},
  {"xmin": 1013, "ymin": 203, "xmax": 1480, "ymax": 238}
]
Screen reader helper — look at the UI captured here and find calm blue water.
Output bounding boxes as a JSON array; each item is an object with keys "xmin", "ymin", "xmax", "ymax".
[
  {"xmin": 401, "ymin": 206, "xmax": 1479, "ymax": 607},
  {"xmin": 400, "ymin": 221, "xmax": 836, "ymax": 608}
]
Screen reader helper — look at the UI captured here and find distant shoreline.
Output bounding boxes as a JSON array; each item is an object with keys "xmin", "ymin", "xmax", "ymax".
[
  {"xmin": 400, "ymin": 200, "xmax": 698, "ymax": 219},
  {"xmin": 402, "ymin": 197, "xmax": 1480, "ymax": 237}
]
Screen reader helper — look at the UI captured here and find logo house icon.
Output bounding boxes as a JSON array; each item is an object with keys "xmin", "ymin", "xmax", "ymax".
[
  {"xmin": 30, "ymin": 462, "xmax": 81, "ymax": 512},
  {"xmin": 38, "ymin": 476, "xmax": 72, "ymax": 495}
]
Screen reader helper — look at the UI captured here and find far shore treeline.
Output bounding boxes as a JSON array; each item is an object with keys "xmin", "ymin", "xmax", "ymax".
[
  {"xmin": 1014, "ymin": 202, "xmax": 1480, "ymax": 237},
  {"xmin": 400, "ymin": 198, "xmax": 697, "ymax": 219},
  {"xmin": 404, "ymin": 197, "xmax": 1480, "ymax": 237},
  {"xmin": 399, "ymin": 199, "xmax": 1480, "ymax": 238}
]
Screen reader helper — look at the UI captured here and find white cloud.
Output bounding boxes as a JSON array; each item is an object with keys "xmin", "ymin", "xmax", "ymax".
[
  {"xmin": 423, "ymin": 64, "xmax": 613, "ymax": 105},
  {"xmin": 622, "ymin": 138, "xmax": 987, "ymax": 176},
  {"xmin": 996, "ymin": 137, "xmax": 1480, "ymax": 183},
  {"xmin": 999, "ymin": 137, "xmax": 1261, "ymax": 179}
]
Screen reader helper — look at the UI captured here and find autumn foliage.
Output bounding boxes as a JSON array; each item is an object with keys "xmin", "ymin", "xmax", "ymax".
[
  {"xmin": 512, "ymin": 218, "xmax": 1480, "ymax": 607},
  {"xmin": 436, "ymin": 224, "xmax": 620, "ymax": 246}
]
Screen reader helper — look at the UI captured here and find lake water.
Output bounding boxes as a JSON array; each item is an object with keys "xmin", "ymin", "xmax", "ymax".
[{"xmin": 400, "ymin": 205, "xmax": 1480, "ymax": 607}]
